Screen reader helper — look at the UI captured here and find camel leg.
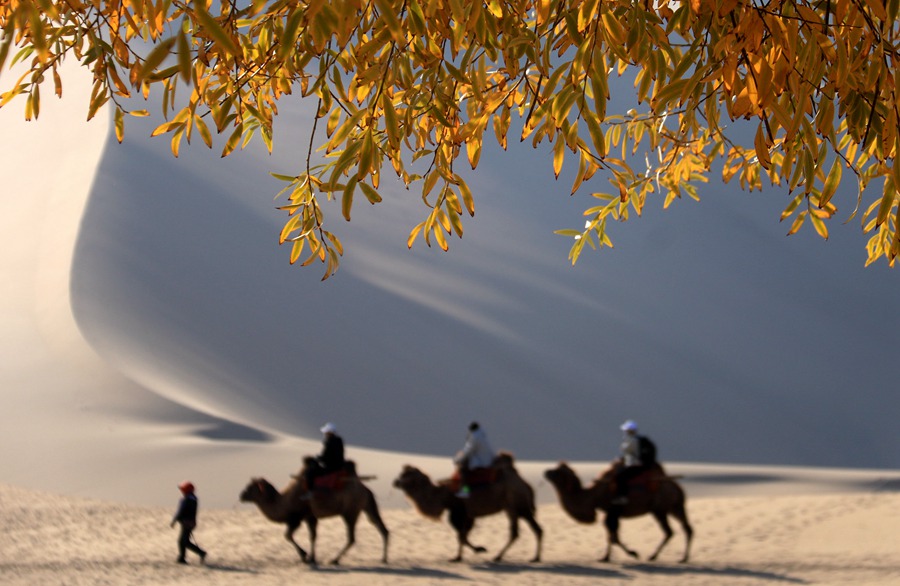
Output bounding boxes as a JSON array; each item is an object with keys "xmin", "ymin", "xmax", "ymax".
[
  {"xmin": 449, "ymin": 506, "xmax": 485, "ymax": 562},
  {"xmin": 524, "ymin": 512, "xmax": 543, "ymax": 563},
  {"xmin": 647, "ymin": 511, "xmax": 673, "ymax": 561},
  {"xmin": 492, "ymin": 513, "xmax": 520, "ymax": 562},
  {"xmin": 601, "ymin": 512, "xmax": 639, "ymax": 562},
  {"xmin": 363, "ymin": 491, "xmax": 390, "ymax": 563},
  {"xmin": 306, "ymin": 517, "xmax": 319, "ymax": 566},
  {"xmin": 285, "ymin": 520, "xmax": 308, "ymax": 563},
  {"xmin": 329, "ymin": 512, "xmax": 360, "ymax": 565},
  {"xmin": 672, "ymin": 504, "xmax": 693, "ymax": 563}
]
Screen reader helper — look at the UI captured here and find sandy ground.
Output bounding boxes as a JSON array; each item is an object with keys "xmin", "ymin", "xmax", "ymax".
[{"xmin": 2, "ymin": 475, "xmax": 899, "ymax": 586}]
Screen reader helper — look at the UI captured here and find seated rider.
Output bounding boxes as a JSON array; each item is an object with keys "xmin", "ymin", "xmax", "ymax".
[
  {"xmin": 612, "ymin": 419, "xmax": 657, "ymax": 505},
  {"xmin": 304, "ymin": 422, "xmax": 345, "ymax": 494},
  {"xmin": 453, "ymin": 421, "xmax": 495, "ymax": 497}
]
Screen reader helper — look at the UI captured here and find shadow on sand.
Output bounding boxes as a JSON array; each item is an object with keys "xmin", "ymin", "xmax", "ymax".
[
  {"xmin": 626, "ymin": 562, "xmax": 807, "ymax": 584},
  {"xmin": 200, "ymin": 562, "xmax": 260, "ymax": 574},
  {"xmin": 305, "ymin": 564, "xmax": 467, "ymax": 580},
  {"xmin": 470, "ymin": 561, "xmax": 628, "ymax": 580}
]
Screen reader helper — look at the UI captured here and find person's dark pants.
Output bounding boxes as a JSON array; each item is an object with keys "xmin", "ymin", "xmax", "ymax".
[
  {"xmin": 615, "ymin": 466, "xmax": 644, "ymax": 497},
  {"xmin": 178, "ymin": 524, "xmax": 205, "ymax": 561}
]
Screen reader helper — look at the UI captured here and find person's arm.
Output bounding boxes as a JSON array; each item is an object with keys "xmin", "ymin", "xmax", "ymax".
[{"xmin": 171, "ymin": 499, "xmax": 184, "ymax": 527}]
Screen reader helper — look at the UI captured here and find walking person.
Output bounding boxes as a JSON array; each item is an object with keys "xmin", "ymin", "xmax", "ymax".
[{"xmin": 171, "ymin": 481, "xmax": 207, "ymax": 565}]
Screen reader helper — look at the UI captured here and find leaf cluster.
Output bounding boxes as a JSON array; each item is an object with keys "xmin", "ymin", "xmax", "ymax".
[{"xmin": 3, "ymin": 0, "xmax": 900, "ymax": 277}]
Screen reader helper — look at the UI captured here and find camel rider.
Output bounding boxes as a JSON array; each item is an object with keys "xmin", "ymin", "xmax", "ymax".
[
  {"xmin": 453, "ymin": 421, "xmax": 495, "ymax": 497},
  {"xmin": 304, "ymin": 422, "xmax": 345, "ymax": 494},
  {"xmin": 613, "ymin": 420, "xmax": 657, "ymax": 505}
]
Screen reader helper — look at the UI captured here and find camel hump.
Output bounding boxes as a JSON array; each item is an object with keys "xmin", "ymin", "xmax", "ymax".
[{"xmin": 492, "ymin": 451, "xmax": 515, "ymax": 467}]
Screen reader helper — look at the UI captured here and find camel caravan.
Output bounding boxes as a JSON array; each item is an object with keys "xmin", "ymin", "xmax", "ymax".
[{"xmin": 240, "ymin": 420, "xmax": 692, "ymax": 566}]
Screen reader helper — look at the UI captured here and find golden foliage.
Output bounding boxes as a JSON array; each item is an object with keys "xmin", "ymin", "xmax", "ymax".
[{"xmin": 3, "ymin": 0, "xmax": 900, "ymax": 276}]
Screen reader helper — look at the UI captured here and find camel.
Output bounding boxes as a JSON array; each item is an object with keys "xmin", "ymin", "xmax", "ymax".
[
  {"xmin": 544, "ymin": 462, "xmax": 693, "ymax": 563},
  {"xmin": 393, "ymin": 452, "xmax": 542, "ymax": 563},
  {"xmin": 239, "ymin": 471, "xmax": 389, "ymax": 565}
]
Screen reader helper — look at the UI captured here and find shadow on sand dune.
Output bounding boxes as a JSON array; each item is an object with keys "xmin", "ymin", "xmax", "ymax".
[{"xmin": 192, "ymin": 419, "xmax": 275, "ymax": 443}]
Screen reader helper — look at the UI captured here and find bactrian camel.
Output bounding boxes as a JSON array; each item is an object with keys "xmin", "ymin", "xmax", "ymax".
[
  {"xmin": 544, "ymin": 462, "xmax": 692, "ymax": 562},
  {"xmin": 393, "ymin": 452, "xmax": 542, "ymax": 563},
  {"xmin": 239, "ymin": 472, "xmax": 389, "ymax": 565}
]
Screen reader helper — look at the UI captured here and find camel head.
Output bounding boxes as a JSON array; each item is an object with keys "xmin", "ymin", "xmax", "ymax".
[
  {"xmin": 544, "ymin": 462, "xmax": 581, "ymax": 492},
  {"xmin": 393, "ymin": 465, "xmax": 449, "ymax": 520},
  {"xmin": 393, "ymin": 465, "xmax": 431, "ymax": 492},
  {"xmin": 239, "ymin": 477, "xmax": 276, "ymax": 504}
]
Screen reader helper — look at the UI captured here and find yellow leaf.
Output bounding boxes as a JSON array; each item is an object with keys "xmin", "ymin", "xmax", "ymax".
[
  {"xmin": 137, "ymin": 37, "xmax": 176, "ymax": 81},
  {"xmin": 195, "ymin": 4, "xmax": 240, "ymax": 57},
  {"xmin": 171, "ymin": 126, "xmax": 184, "ymax": 158},
  {"xmin": 863, "ymin": 0, "xmax": 888, "ymax": 20},
  {"xmin": 289, "ymin": 238, "xmax": 306, "ymax": 264},
  {"xmin": 875, "ymin": 188, "xmax": 896, "ymax": 227},
  {"xmin": 373, "ymin": 0, "xmax": 405, "ymax": 43},
  {"xmin": 819, "ymin": 159, "xmax": 841, "ymax": 208},
  {"xmin": 422, "ymin": 171, "xmax": 440, "ymax": 198},
  {"xmin": 456, "ymin": 177, "xmax": 475, "ymax": 216},
  {"xmin": 780, "ymin": 192, "xmax": 804, "ymax": 221},
  {"xmin": 466, "ymin": 136, "xmax": 482, "ymax": 169},
  {"xmin": 279, "ymin": 213, "xmax": 302, "ymax": 244},
  {"xmin": 221, "ymin": 124, "xmax": 244, "ymax": 157},
  {"xmin": 407, "ymin": 221, "xmax": 425, "ymax": 248},
  {"xmin": 194, "ymin": 114, "xmax": 213, "ymax": 148},
  {"xmin": 433, "ymin": 224, "xmax": 448, "ymax": 251},
  {"xmin": 553, "ymin": 137, "xmax": 565, "ymax": 177},
  {"xmin": 601, "ymin": 11, "xmax": 625, "ymax": 47},
  {"xmin": 359, "ymin": 182, "xmax": 383, "ymax": 204},
  {"xmin": 278, "ymin": 9, "xmax": 304, "ymax": 59},
  {"xmin": 342, "ymin": 177, "xmax": 357, "ymax": 220},
  {"xmin": 810, "ymin": 213, "xmax": 829, "ymax": 240},
  {"xmin": 652, "ymin": 78, "xmax": 688, "ymax": 111},
  {"xmin": 114, "ymin": 108, "xmax": 124, "ymax": 143},
  {"xmin": 381, "ymin": 92, "xmax": 400, "ymax": 149},
  {"xmin": 786, "ymin": 210, "xmax": 807, "ymax": 236},
  {"xmin": 177, "ymin": 31, "xmax": 192, "ymax": 83},
  {"xmin": 754, "ymin": 124, "xmax": 771, "ymax": 170},
  {"xmin": 53, "ymin": 66, "xmax": 62, "ymax": 98}
]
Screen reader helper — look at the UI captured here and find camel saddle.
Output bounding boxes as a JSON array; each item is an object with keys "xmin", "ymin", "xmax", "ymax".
[
  {"xmin": 608, "ymin": 463, "xmax": 664, "ymax": 495},
  {"xmin": 312, "ymin": 469, "xmax": 350, "ymax": 491},
  {"xmin": 302, "ymin": 458, "xmax": 358, "ymax": 493},
  {"xmin": 451, "ymin": 466, "xmax": 497, "ymax": 492}
]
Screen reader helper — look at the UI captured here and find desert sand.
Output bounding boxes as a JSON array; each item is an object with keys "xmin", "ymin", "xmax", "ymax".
[{"xmin": 2, "ymin": 466, "xmax": 899, "ymax": 586}]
